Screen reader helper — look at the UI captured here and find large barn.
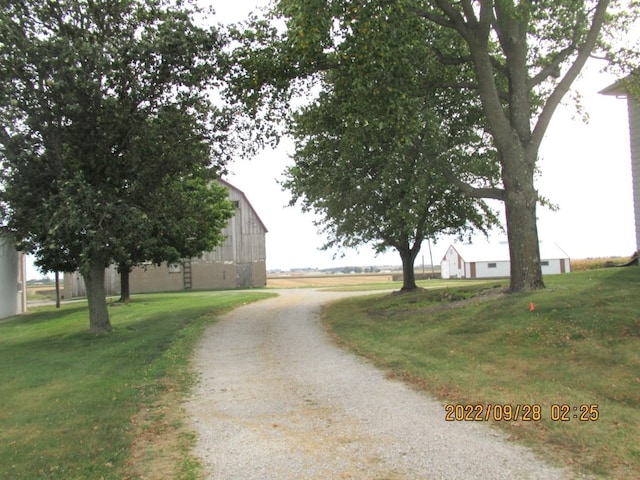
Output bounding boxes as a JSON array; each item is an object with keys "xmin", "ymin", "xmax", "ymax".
[
  {"xmin": 441, "ymin": 241, "xmax": 571, "ymax": 279},
  {"xmin": 0, "ymin": 235, "xmax": 27, "ymax": 320},
  {"xmin": 601, "ymin": 76, "xmax": 640, "ymax": 255},
  {"xmin": 65, "ymin": 179, "xmax": 267, "ymax": 297}
]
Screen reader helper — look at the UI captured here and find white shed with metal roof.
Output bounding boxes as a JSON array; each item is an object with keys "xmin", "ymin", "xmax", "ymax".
[{"xmin": 440, "ymin": 240, "xmax": 570, "ymax": 279}]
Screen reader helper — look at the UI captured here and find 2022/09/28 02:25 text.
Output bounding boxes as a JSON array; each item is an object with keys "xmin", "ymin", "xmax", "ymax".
[{"xmin": 445, "ymin": 404, "xmax": 599, "ymax": 422}]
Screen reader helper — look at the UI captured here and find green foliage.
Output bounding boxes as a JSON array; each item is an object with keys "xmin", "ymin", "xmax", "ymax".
[
  {"xmin": 324, "ymin": 268, "xmax": 640, "ymax": 478},
  {"xmin": 622, "ymin": 70, "xmax": 640, "ymax": 103},
  {"xmin": 0, "ymin": 0, "xmax": 236, "ymax": 328},
  {"xmin": 141, "ymin": 176, "xmax": 234, "ymax": 266},
  {"xmin": 0, "ymin": 290, "xmax": 274, "ymax": 479},
  {"xmin": 260, "ymin": 1, "xmax": 500, "ymax": 289},
  {"xmin": 226, "ymin": 0, "xmax": 638, "ymax": 292}
]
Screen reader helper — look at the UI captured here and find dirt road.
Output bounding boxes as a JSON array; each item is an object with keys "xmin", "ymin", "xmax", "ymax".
[{"xmin": 186, "ymin": 289, "xmax": 570, "ymax": 479}]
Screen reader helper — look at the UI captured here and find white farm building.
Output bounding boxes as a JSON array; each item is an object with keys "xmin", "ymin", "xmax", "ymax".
[
  {"xmin": 441, "ymin": 241, "xmax": 571, "ymax": 279},
  {"xmin": 0, "ymin": 235, "xmax": 27, "ymax": 320},
  {"xmin": 601, "ymin": 76, "xmax": 640, "ymax": 254}
]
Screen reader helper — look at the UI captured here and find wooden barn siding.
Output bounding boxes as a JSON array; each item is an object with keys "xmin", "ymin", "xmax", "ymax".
[
  {"xmin": 629, "ymin": 96, "xmax": 640, "ymax": 252},
  {"xmin": 199, "ymin": 186, "xmax": 266, "ymax": 265},
  {"xmin": 66, "ymin": 261, "xmax": 266, "ymax": 297},
  {"xmin": 127, "ymin": 265, "xmax": 184, "ymax": 293}
]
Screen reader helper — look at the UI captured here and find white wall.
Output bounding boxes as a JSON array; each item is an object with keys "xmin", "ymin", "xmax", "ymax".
[
  {"xmin": 469, "ymin": 259, "xmax": 569, "ymax": 278},
  {"xmin": 628, "ymin": 96, "xmax": 640, "ymax": 253},
  {"xmin": 541, "ymin": 258, "xmax": 571, "ymax": 275},
  {"xmin": 0, "ymin": 237, "xmax": 26, "ymax": 319},
  {"xmin": 469, "ymin": 260, "xmax": 511, "ymax": 279}
]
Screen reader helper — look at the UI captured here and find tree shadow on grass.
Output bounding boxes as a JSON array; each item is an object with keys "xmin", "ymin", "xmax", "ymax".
[{"xmin": 1, "ymin": 303, "xmax": 88, "ymax": 327}]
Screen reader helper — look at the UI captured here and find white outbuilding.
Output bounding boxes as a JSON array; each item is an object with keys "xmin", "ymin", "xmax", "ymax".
[
  {"xmin": 440, "ymin": 240, "xmax": 571, "ymax": 279},
  {"xmin": 601, "ymin": 76, "xmax": 640, "ymax": 255},
  {"xmin": 0, "ymin": 235, "xmax": 27, "ymax": 319}
]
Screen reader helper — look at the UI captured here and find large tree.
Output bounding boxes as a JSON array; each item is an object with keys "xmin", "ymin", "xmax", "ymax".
[
  {"xmin": 411, "ymin": 0, "xmax": 621, "ymax": 292},
  {"xmin": 282, "ymin": 3, "xmax": 498, "ymax": 290},
  {"xmin": 227, "ymin": 0, "xmax": 636, "ymax": 292},
  {"xmin": 0, "ymin": 0, "xmax": 231, "ymax": 331}
]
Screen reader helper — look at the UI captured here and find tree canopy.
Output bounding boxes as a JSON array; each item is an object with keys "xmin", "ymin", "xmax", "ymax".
[
  {"xmin": 281, "ymin": 1, "xmax": 499, "ymax": 290},
  {"xmin": 0, "ymin": 0, "xmax": 234, "ymax": 331},
  {"xmin": 226, "ymin": 0, "xmax": 638, "ymax": 292}
]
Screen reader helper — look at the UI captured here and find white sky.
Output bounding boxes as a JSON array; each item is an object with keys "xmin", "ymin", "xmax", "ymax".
[{"xmin": 26, "ymin": 1, "xmax": 638, "ymax": 278}]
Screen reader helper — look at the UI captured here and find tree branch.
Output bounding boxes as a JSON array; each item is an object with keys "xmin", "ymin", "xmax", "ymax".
[
  {"xmin": 528, "ymin": 45, "xmax": 575, "ymax": 88},
  {"xmin": 531, "ymin": 0, "xmax": 611, "ymax": 153},
  {"xmin": 411, "ymin": 137, "xmax": 505, "ymax": 201},
  {"xmin": 413, "ymin": 5, "xmax": 456, "ymax": 29},
  {"xmin": 0, "ymin": 127, "xmax": 10, "ymax": 148},
  {"xmin": 432, "ymin": 48, "xmax": 473, "ymax": 66},
  {"xmin": 415, "ymin": 1, "xmax": 475, "ymax": 43},
  {"xmin": 442, "ymin": 167, "xmax": 506, "ymax": 201},
  {"xmin": 424, "ymin": 80, "xmax": 479, "ymax": 90}
]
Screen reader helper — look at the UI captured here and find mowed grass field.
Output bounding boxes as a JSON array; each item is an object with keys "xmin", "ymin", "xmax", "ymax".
[
  {"xmin": 323, "ymin": 267, "xmax": 640, "ymax": 479},
  {"xmin": 0, "ymin": 290, "xmax": 275, "ymax": 480}
]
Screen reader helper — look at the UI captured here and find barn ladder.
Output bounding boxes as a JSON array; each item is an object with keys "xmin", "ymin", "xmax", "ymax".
[{"xmin": 183, "ymin": 260, "xmax": 193, "ymax": 290}]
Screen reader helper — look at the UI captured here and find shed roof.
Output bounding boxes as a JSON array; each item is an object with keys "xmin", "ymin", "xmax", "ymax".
[{"xmin": 444, "ymin": 240, "xmax": 570, "ymax": 263}]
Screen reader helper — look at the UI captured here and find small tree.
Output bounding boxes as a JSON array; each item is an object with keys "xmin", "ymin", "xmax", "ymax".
[
  {"xmin": 108, "ymin": 106, "xmax": 234, "ymax": 303},
  {"xmin": 114, "ymin": 171, "xmax": 234, "ymax": 304}
]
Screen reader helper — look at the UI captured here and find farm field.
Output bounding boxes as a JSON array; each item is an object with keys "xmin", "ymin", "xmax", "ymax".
[
  {"xmin": 267, "ymin": 273, "xmax": 396, "ymax": 288},
  {"xmin": 266, "ymin": 255, "xmax": 635, "ymax": 289}
]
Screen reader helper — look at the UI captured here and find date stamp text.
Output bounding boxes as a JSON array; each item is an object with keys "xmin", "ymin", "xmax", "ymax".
[{"xmin": 445, "ymin": 404, "xmax": 599, "ymax": 422}]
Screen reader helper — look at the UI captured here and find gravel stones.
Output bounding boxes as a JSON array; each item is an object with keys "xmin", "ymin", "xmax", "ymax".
[{"xmin": 186, "ymin": 289, "xmax": 570, "ymax": 480}]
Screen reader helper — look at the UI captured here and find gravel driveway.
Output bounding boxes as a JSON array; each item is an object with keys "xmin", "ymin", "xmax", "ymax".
[{"xmin": 186, "ymin": 289, "xmax": 570, "ymax": 480}]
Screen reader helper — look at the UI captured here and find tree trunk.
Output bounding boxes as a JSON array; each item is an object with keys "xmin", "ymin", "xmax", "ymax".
[
  {"xmin": 82, "ymin": 259, "xmax": 112, "ymax": 333},
  {"xmin": 118, "ymin": 263, "xmax": 131, "ymax": 304},
  {"xmin": 55, "ymin": 271, "xmax": 61, "ymax": 308},
  {"xmin": 504, "ymin": 178, "xmax": 545, "ymax": 292},
  {"xmin": 398, "ymin": 245, "xmax": 420, "ymax": 291}
]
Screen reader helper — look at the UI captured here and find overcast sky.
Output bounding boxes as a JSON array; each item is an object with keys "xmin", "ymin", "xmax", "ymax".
[{"xmin": 26, "ymin": 1, "xmax": 638, "ymax": 278}]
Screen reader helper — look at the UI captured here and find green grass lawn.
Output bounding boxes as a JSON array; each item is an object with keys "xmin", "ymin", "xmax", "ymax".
[
  {"xmin": 0, "ymin": 290, "xmax": 275, "ymax": 480},
  {"xmin": 321, "ymin": 278, "xmax": 499, "ymax": 292},
  {"xmin": 323, "ymin": 268, "xmax": 640, "ymax": 479}
]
